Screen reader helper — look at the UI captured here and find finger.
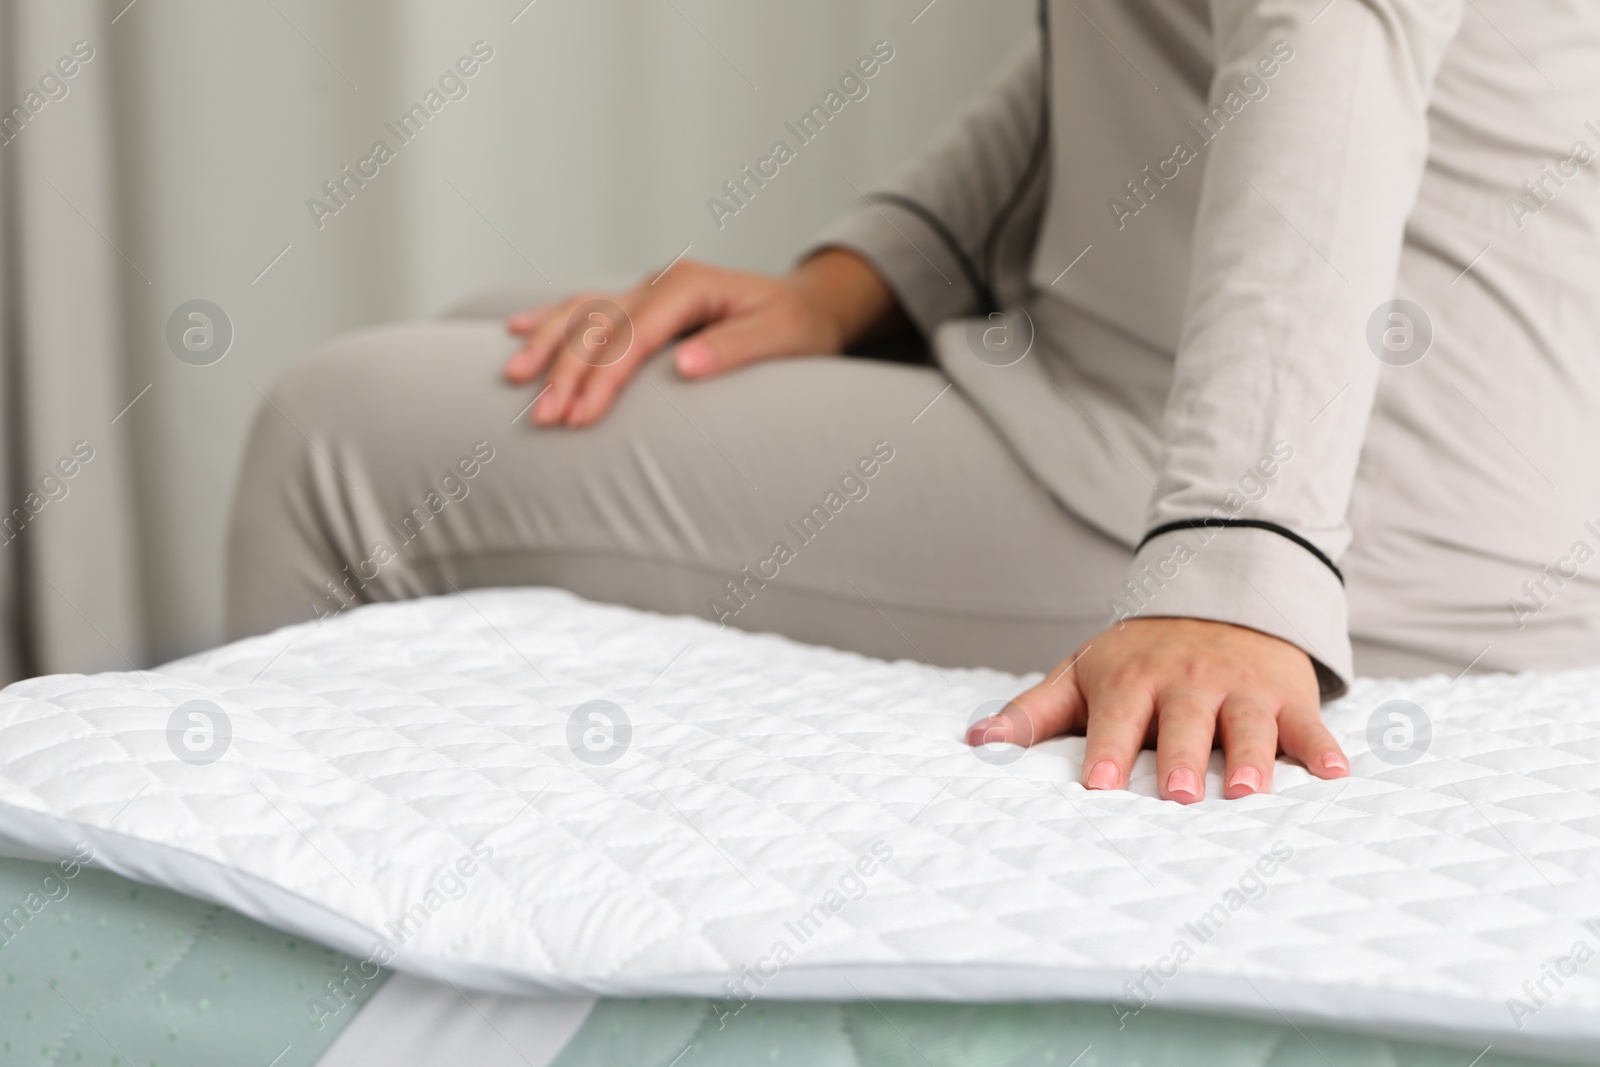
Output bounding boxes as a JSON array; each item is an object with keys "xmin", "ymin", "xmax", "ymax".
[
  {"xmin": 534, "ymin": 324, "xmax": 603, "ymax": 427},
  {"xmin": 565, "ymin": 283, "xmax": 684, "ymax": 425},
  {"xmin": 674, "ymin": 304, "xmax": 807, "ymax": 378},
  {"xmin": 1153, "ymin": 689, "xmax": 1219, "ymax": 804},
  {"xmin": 1081, "ymin": 687, "xmax": 1155, "ymax": 791},
  {"xmin": 966, "ymin": 663, "xmax": 1087, "ymax": 750},
  {"xmin": 620, "ymin": 266, "xmax": 725, "ymax": 367},
  {"xmin": 564, "ymin": 332, "xmax": 652, "ymax": 426},
  {"xmin": 1217, "ymin": 694, "xmax": 1278, "ymax": 798},
  {"xmin": 508, "ymin": 296, "xmax": 587, "ymax": 386},
  {"xmin": 569, "ymin": 265, "xmax": 748, "ymax": 419},
  {"xmin": 1277, "ymin": 700, "xmax": 1350, "ymax": 780},
  {"xmin": 505, "ymin": 303, "xmax": 559, "ymax": 336},
  {"xmin": 514, "ymin": 291, "xmax": 625, "ymax": 387},
  {"xmin": 561, "ymin": 269, "xmax": 722, "ymax": 424},
  {"xmin": 543, "ymin": 271, "xmax": 718, "ymax": 415},
  {"xmin": 503, "ymin": 328, "xmax": 547, "ymax": 381}
]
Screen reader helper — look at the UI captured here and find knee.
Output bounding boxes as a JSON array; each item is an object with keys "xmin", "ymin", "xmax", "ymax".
[
  {"xmin": 224, "ymin": 327, "xmax": 402, "ymax": 639},
  {"xmin": 230, "ymin": 333, "xmax": 366, "ymax": 530},
  {"xmin": 236, "ymin": 321, "xmax": 461, "ymax": 491},
  {"xmin": 256, "ymin": 324, "xmax": 404, "ymax": 442}
]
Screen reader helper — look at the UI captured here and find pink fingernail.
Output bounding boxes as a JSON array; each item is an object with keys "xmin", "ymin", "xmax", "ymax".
[
  {"xmin": 1322, "ymin": 752, "xmax": 1350, "ymax": 775},
  {"xmin": 533, "ymin": 393, "xmax": 562, "ymax": 424},
  {"xmin": 675, "ymin": 342, "xmax": 712, "ymax": 375},
  {"xmin": 1166, "ymin": 767, "xmax": 1200, "ymax": 802},
  {"xmin": 960, "ymin": 713, "xmax": 1011, "ymax": 748},
  {"xmin": 1228, "ymin": 766, "xmax": 1262, "ymax": 794},
  {"xmin": 1086, "ymin": 760, "xmax": 1120, "ymax": 790}
]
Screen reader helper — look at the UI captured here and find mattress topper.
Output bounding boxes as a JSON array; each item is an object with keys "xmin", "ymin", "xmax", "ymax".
[{"xmin": 1, "ymin": 588, "xmax": 1598, "ymax": 1062}]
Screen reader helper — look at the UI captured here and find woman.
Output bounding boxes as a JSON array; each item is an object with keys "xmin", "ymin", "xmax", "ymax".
[{"xmin": 228, "ymin": 0, "xmax": 1600, "ymax": 803}]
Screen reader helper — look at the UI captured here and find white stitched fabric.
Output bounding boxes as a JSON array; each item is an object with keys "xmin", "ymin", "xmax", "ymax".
[{"xmin": 0, "ymin": 588, "xmax": 1596, "ymax": 1061}]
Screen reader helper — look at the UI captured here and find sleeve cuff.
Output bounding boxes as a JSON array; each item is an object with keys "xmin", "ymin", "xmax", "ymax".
[
  {"xmin": 1116, "ymin": 525, "xmax": 1353, "ymax": 699},
  {"xmin": 803, "ymin": 201, "xmax": 984, "ymax": 342}
]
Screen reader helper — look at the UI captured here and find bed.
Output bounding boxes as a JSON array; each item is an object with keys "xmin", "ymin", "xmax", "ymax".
[{"xmin": 1, "ymin": 588, "xmax": 1595, "ymax": 1064}]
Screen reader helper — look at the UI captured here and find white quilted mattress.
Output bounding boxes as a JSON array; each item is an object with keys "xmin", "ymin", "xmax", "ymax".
[{"xmin": 2, "ymin": 589, "xmax": 1598, "ymax": 1062}]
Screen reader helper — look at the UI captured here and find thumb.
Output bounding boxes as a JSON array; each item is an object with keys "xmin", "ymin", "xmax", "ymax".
[
  {"xmin": 965, "ymin": 665, "xmax": 1087, "ymax": 750},
  {"xmin": 673, "ymin": 312, "xmax": 805, "ymax": 378}
]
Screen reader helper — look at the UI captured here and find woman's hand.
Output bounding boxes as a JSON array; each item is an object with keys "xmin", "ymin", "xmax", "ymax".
[
  {"xmin": 503, "ymin": 249, "xmax": 904, "ymax": 427},
  {"xmin": 966, "ymin": 617, "xmax": 1349, "ymax": 802}
]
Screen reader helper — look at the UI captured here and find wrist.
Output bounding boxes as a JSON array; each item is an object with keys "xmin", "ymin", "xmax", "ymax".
[{"xmin": 788, "ymin": 248, "xmax": 905, "ymax": 352}]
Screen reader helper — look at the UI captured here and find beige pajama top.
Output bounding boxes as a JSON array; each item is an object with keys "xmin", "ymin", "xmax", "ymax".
[{"xmin": 814, "ymin": 0, "xmax": 1600, "ymax": 695}]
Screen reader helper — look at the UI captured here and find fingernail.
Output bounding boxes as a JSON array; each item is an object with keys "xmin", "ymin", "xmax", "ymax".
[
  {"xmin": 505, "ymin": 354, "xmax": 533, "ymax": 379},
  {"xmin": 1086, "ymin": 760, "xmax": 1120, "ymax": 790},
  {"xmin": 965, "ymin": 716, "xmax": 1003, "ymax": 746},
  {"xmin": 1322, "ymin": 751, "xmax": 1350, "ymax": 774},
  {"xmin": 533, "ymin": 392, "xmax": 562, "ymax": 424},
  {"xmin": 1227, "ymin": 766, "xmax": 1262, "ymax": 795},
  {"xmin": 675, "ymin": 342, "xmax": 712, "ymax": 375},
  {"xmin": 1166, "ymin": 767, "xmax": 1200, "ymax": 802}
]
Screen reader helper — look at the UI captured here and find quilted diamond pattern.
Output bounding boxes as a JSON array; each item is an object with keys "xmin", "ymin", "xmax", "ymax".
[{"xmin": 0, "ymin": 588, "xmax": 1597, "ymax": 1060}]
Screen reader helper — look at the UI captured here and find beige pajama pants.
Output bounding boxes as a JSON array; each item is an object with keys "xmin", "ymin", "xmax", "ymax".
[{"xmin": 225, "ymin": 296, "xmax": 1458, "ymax": 682}]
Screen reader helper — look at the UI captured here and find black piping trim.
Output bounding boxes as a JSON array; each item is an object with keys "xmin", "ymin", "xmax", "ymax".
[
  {"xmin": 981, "ymin": 0, "xmax": 1052, "ymax": 299},
  {"xmin": 1136, "ymin": 519, "xmax": 1345, "ymax": 586},
  {"xmin": 865, "ymin": 1, "xmax": 1051, "ymax": 320},
  {"xmin": 869, "ymin": 192, "xmax": 994, "ymax": 313}
]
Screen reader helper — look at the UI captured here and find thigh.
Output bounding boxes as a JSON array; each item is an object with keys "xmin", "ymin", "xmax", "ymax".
[{"xmin": 226, "ymin": 320, "xmax": 1131, "ymax": 674}]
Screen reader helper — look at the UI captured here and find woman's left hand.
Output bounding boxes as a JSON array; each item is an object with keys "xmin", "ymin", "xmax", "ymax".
[{"xmin": 965, "ymin": 617, "xmax": 1349, "ymax": 802}]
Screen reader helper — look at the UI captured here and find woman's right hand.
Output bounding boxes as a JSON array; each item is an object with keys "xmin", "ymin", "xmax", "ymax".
[{"xmin": 503, "ymin": 248, "xmax": 904, "ymax": 427}]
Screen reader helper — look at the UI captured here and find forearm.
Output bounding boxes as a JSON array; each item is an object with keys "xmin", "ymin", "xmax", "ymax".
[{"xmin": 1133, "ymin": 0, "xmax": 1466, "ymax": 697}]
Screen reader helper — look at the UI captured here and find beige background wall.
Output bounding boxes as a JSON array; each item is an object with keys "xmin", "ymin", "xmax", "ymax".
[{"xmin": 101, "ymin": 0, "xmax": 1032, "ymax": 662}]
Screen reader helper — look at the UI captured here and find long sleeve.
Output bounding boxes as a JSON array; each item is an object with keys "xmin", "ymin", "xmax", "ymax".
[
  {"xmin": 1128, "ymin": 0, "xmax": 1466, "ymax": 697},
  {"xmin": 805, "ymin": 31, "xmax": 1048, "ymax": 335}
]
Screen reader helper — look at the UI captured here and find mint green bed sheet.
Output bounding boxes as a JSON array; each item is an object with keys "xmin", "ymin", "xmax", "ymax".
[
  {"xmin": 550, "ymin": 998, "xmax": 1566, "ymax": 1067},
  {"xmin": 0, "ymin": 852, "xmax": 1573, "ymax": 1067},
  {"xmin": 0, "ymin": 856, "xmax": 383, "ymax": 1067}
]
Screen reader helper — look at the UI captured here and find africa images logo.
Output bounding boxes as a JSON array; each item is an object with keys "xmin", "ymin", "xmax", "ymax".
[{"xmin": 166, "ymin": 700, "xmax": 232, "ymax": 766}]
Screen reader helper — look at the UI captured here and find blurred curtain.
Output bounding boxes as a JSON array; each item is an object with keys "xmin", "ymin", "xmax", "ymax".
[{"xmin": 0, "ymin": 0, "xmax": 144, "ymax": 683}]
